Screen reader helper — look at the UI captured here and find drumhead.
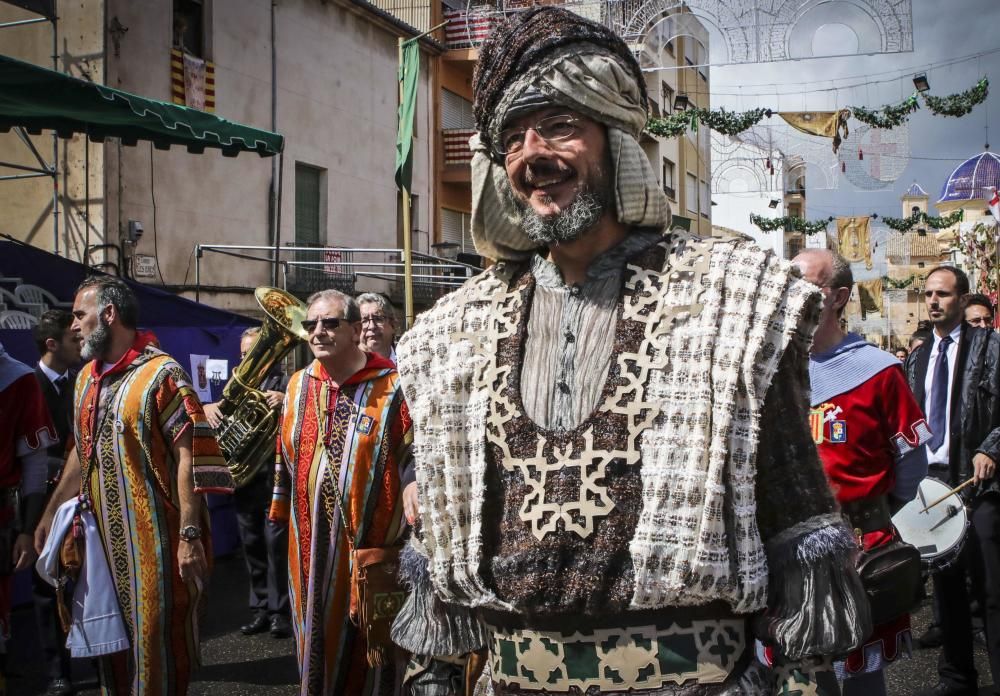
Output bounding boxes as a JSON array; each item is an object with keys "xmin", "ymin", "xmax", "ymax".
[{"xmin": 892, "ymin": 477, "xmax": 968, "ymax": 564}]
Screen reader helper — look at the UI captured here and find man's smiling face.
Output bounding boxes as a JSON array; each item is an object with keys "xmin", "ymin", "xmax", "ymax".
[{"xmin": 502, "ymin": 107, "xmax": 611, "ymax": 233}]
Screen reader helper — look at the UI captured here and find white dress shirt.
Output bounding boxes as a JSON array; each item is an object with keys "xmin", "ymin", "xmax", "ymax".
[
  {"xmin": 37, "ymin": 359, "xmax": 69, "ymax": 393},
  {"xmin": 924, "ymin": 324, "xmax": 962, "ymax": 465}
]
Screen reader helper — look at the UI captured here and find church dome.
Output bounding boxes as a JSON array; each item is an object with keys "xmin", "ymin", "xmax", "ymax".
[{"xmin": 938, "ymin": 151, "xmax": 1000, "ymax": 203}]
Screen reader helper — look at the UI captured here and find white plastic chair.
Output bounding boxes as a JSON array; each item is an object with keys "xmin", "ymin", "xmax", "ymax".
[
  {"xmin": 16, "ymin": 283, "xmax": 70, "ymax": 316},
  {"xmin": 0, "ymin": 288, "xmax": 42, "ymax": 318},
  {"xmin": 0, "ymin": 310, "xmax": 39, "ymax": 328}
]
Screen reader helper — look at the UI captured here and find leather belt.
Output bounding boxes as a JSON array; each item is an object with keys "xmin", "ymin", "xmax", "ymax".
[{"xmin": 841, "ymin": 495, "xmax": 891, "ymax": 535}]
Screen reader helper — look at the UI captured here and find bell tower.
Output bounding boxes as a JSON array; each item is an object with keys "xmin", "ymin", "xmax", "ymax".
[{"xmin": 901, "ymin": 182, "xmax": 929, "ymax": 217}]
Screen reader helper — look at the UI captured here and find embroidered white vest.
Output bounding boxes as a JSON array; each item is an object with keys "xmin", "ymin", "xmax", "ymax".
[{"xmin": 396, "ymin": 236, "xmax": 819, "ymax": 613}]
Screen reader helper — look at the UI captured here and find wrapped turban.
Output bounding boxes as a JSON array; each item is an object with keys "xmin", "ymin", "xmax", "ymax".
[{"xmin": 469, "ymin": 7, "xmax": 671, "ymax": 261}]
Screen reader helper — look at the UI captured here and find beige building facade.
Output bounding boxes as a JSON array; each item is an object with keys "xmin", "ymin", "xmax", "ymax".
[
  {"xmin": 1, "ymin": 0, "xmax": 439, "ymax": 314},
  {"xmin": 2, "ymin": 0, "xmax": 712, "ymax": 315}
]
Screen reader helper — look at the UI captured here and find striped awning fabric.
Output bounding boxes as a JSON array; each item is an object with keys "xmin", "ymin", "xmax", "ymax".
[
  {"xmin": 444, "ymin": 128, "xmax": 476, "ymax": 165},
  {"xmin": 443, "ymin": 8, "xmax": 494, "ymax": 49}
]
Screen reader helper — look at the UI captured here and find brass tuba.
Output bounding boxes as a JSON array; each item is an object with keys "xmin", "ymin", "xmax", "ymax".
[{"xmin": 215, "ymin": 287, "xmax": 309, "ymax": 487}]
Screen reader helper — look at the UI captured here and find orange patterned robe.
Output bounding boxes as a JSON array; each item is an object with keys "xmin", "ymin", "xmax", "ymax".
[
  {"xmin": 270, "ymin": 353, "xmax": 410, "ymax": 695},
  {"xmin": 73, "ymin": 332, "xmax": 234, "ymax": 695}
]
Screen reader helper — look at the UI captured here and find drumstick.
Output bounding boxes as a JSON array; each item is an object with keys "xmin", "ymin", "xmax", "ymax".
[{"xmin": 919, "ymin": 476, "xmax": 977, "ymax": 513}]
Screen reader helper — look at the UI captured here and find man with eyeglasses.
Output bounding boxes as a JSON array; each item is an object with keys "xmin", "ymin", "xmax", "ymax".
[
  {"xmin": 269, "ymin": 289, "xmax": 411, "ymax": 695},
  {"xmin": 965, "ymin": 293, "xmax": 995, "ymax": 330},
  {"xmin": 790, "ymin": 249, "xmax": 928, "ymax": 696},
  {"xmin": 391, "ymin": 8, "xmax": 869, "ymax": 696},
  {"xmin": 356, "ymin": 292, "xmax": 399, "ymax": 362}
]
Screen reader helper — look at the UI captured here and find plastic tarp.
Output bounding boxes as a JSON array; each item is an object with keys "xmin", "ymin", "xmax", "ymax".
[{"xmin": 0, "ymin": 53, "xmax": 283, "ymax": 156}]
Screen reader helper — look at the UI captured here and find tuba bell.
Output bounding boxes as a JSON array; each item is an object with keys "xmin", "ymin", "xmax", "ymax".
[{"xmin": 214, "ymin": 287, "xmax": 309, "ymax": 487}]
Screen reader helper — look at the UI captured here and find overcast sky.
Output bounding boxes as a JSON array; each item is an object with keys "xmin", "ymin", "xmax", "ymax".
[{"xmin": 705, "ymin": 0, "xmax": 1000, "ymax": 219}]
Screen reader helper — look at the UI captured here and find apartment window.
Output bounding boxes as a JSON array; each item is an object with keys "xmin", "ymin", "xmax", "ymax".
[
  {"xmin": 173, "ymin": 0, "xmax": 206, "ymax": 57},
  {"xmin": 661, "ymin": 81, "xmax": 675, "ymax": 115},
  {"xmin": 442, "ymin": 89, "xmax": 475, "ymax": 129},
  {"xmin": 295, "ymin": 163, "xmax": 325, "ymax": 248},
  {"xmin": 686, "ymin": 173, "xmax": 698, "ymax": 214},
  {"xmin": 665, "ymin": 40, "xmax": 675, "ymax": 56},
  {"xmin": 662, "ymin": 158, "xmax": 676, "ymax": 199},
  {"xmin": 700, "ymin": 180, "xmax": 711, "ymax": 219},
  {"xmin": 441, "ymin": 208, "xmax": 473, "ymax": 253}
]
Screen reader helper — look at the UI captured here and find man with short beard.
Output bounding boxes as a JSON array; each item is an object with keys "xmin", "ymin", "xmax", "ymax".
[
  {"xmin": 391, "ymin": 8, "xmax": 869, "ymax": 696},
  {"xmin": 34, "ymin": 276, "xmax": 234, "ymax": 695}
]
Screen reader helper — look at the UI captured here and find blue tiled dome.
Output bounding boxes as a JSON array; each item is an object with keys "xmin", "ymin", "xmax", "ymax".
[{"xmin": 938, "ymin": 151, "xmax": 1000, "ymax": 203}]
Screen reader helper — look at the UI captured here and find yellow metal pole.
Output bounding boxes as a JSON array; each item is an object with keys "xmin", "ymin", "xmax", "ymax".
[
  {"xmin": 399, "ymin": 37, "xmax": 415, "ymax": 328},
  {"xmin": 398, "ymin": 22, "xmax": 446, "ymax": 329}
]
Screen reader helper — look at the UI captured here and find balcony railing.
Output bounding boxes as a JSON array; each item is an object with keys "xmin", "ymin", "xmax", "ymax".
[
  {"xmin": 443, "ymin": 128, "xmax": 476, "ymax": 166},
  {"xmin": 368, "ymin": 0, "xmax": 432, "ymax": 32}
]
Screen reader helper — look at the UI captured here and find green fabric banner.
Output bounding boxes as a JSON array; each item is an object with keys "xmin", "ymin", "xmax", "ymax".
[{"xmin": 395, "ymin": 40, "xmax": 420, "ymax": 190}]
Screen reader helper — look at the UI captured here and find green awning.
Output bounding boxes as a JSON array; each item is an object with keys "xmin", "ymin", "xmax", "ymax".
[{"xmin": 0, "ymin": 54, "xmax": 283, "ymax": 157}]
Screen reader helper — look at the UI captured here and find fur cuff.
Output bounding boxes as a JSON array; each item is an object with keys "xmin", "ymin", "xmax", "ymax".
[
  {"xmin": 392, "ymin": 541, "xmax": 489, "ymax": 656},
  {"xmin": 759, "ymin": 515, "xmax": 871, "ymax": 659}
]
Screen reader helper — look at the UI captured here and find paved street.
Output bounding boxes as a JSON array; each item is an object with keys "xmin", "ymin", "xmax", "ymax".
[{"xmin": 10, "ymin": 557, "xmax": 995, "ymax": 695}]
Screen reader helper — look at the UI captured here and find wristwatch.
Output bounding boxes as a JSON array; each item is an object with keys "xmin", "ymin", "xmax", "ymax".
[{"xmin": 179, "ymin": 525, "xmax": 202, "ymax": 542}]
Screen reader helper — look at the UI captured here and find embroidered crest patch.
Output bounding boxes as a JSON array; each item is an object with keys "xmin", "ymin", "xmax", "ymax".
[
  {"xmin": 356, "ymin": 414, "xmax": 375, "ymax": 434},
  {"xmin": 830, "ymin": 420, "xmax": 847, "ymax": 443}
]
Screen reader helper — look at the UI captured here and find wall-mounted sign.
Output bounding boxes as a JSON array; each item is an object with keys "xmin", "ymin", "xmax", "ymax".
[{"xmin": 134, "ymin": 254, "xmax": 156, "ymax": 278}]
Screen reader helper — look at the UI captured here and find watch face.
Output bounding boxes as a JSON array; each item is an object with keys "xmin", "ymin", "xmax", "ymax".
[{"xmin": 181, "ymin": 525, "xmax": 201, "ymax": 540}]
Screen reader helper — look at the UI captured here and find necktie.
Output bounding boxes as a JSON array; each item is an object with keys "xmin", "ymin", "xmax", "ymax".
[
  {"xmin": 927, "ymin": 336, "xmax": 953, "ymax": 452},
  {"xmin": 53, "ymin": 375, "xmax": 68, "ymax": 394}
]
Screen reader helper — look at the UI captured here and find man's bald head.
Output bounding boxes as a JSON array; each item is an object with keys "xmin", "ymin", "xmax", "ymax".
[{"xmin": 793, "ymin": 249, "xmax": 853, "ymax": 294}]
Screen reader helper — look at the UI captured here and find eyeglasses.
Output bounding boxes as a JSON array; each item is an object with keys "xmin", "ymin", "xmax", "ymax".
[
  {"xmin": 496, "ymin": 114, "xmax": 584, "ymax": 157},
  {"xmin": 361, "ymin": 315, "xmax": 387, "ymax": 326},
  {"xmin": 968, "ymin": 316, "xmax": 993, "ymax": 327},
  {"xmin": 301, "ymin": 317, "xmax": 350, "ymax": 333}
]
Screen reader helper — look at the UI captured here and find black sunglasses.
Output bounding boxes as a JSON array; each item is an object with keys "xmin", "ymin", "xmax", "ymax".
[{"xmin": 301, "ymin": 317, "xmax": 350, "ymax": 333}]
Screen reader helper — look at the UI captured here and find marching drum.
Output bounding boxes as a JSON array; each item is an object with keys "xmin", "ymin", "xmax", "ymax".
[{"xmin": 892, "ymin": 477, "xmax": 969, "ymax": 571}]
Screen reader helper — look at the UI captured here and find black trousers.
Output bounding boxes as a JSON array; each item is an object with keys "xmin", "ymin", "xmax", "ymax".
[
  {"xmin": 234, "ymin": 473, "xmax": 290, "ymax": 618},
  {"xmin": 934, "ymin": 493, "xmax": 1000, "ymax": 693}
]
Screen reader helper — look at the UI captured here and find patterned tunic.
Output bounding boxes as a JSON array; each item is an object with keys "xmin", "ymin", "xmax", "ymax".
[
  {"xmin": 73, "ymin": 332, "xmax": 233, "ymax": 696},
  {"xmin": 0, "ymin": 346, "xmax": 55, "ymax": 637},
  {"xmin": 270, "ymin": 353, "xmax": 410, "ymax": 695}
]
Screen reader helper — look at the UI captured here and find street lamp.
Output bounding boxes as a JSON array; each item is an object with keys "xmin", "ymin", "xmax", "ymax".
[
  {"xmin": 768, "ymin": 199, "xmax": 780, "ymax": 209},
  {"xmin": 913, "ymin": 73, "xmax": 930, "ymax": 93},
  {"xmin": 673, "ymin": 94, "xmax": 690, "ymax": 112}
]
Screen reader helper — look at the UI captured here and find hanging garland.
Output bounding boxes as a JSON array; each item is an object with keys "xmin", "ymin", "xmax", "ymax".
[
  {"xmin": 880, "ymin": 209, "xmax": 964, "ymax": 232},
  {"xmin": 643, "ymin": 78, "xmax": 989, "ymax": 138},
  {"xmin": 849, "ymin": 78, "xmax": 989, "ymax": 128},
  {"xmin": 750, "ymin": 213, "xmax": 833, "ymax": 235},
  {"xmin": 884, "ymin": 275, "xmax": 918, "ymax": 289},
  {"xmin": 925, "ymin": 77, "xmax": 990, "ymax": 117},
  {"xmin": 849, "ymin": 94, "xmax": 920, "ymax": 129},
  {"xmin": 645, "ymin": 107, "xmax": 770, "ymax": 138}
]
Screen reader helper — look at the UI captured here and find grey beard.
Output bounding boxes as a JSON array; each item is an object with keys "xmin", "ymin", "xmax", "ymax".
[
  {"xmin": 81, "ymin": 319, "xmax": 111, "ymax": 361},
  {"xmin": 520, "ymin": 191, "xmax": 606, "ymax": 246}
]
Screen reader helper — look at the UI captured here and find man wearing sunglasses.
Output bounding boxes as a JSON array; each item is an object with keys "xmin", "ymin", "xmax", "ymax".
[
  {"xmin": 965, "ymin": 293, "xmax": 995, "ymax": 330},
  {"xmin": 269, "ymin": 289, "xmax": 410, "ymax": 695},
  {"xmin": 391, "ymin": 8, "xmax": 868, "ymax": 696}
]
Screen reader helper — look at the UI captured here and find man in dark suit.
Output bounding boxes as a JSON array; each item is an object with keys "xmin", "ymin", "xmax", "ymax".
[
  {"xmin": 203, "ymin": 327, "xmax": 291, "ymax": 639},
  {"xmin": 905, "ymin": 265, "xmax": 1000, "ymax": 696},
  {"xmin": 33, "ymin": 311, "xmax": 80, "ymax": 468},
  {"xmin": 31, "ymin": 310, "xmax": 80, "ymax": 696}
]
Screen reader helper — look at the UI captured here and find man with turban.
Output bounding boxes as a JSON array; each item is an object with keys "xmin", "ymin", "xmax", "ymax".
[{"xmin": 392, "ymin": 8, "xmax": 870, "ymax": 695}]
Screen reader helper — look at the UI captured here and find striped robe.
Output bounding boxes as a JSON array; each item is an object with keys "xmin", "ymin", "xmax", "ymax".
[
  {"xmin": 270, "ymin": 354, "xmax": 410, "ymax": 696},
  {"xmin": 73, "ymin": 333, "xmax": 234, "ymax": 695}
]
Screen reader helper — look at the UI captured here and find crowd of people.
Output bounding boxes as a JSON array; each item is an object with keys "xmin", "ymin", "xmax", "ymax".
[{"xmin": 0, "ymin": 7, "xmax": 997, "ymax": 696}]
